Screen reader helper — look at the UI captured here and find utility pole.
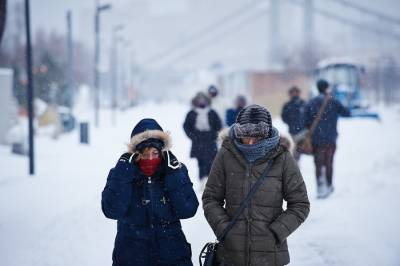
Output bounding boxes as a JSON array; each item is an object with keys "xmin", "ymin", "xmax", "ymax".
[
  {"xmin": 120, "ymin": 40, "xmax": 131, "ymax": 110},
  {"xmin": 269, "ymin": 0, "xmax": 281, "ymax": 69},
  {"xmin": 304, "ymin": 0, "xmax": 314, "ymax": 48},
  {"xmin": 303, "ymin": 0, "xmax": 315, "ymax": 71},
  {"xmin": 110, "ymin": 24, "xmax": 124, "ymax": 126},
  {"xmin": 66, "ymin": 10, "xmax": 74, "ymax": 108},
  {"xmin": 129, "ymin": 49, "xmax": 135, "ymax": 107},
  {"xmin": 94, "ymin": 0, "xmax": 111, "ymax": 127},
  {"xmin": 0, "ymin": 0, "xmax": 6, "ymax": 43},
  {"xmin": 24, "ymin": 0, "xmax": 34, "ymax": 175}
]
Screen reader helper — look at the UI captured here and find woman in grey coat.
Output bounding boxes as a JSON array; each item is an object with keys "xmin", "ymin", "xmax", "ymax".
[{"xmin": 202, "ymin": 105, "xmax": 310, "ymax": 266}]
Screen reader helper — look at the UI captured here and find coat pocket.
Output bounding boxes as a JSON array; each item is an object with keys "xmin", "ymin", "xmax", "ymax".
[
  {"xmin": 251, "ymin": 229, "xmax": 277, "ymax": 252},
  {"xmin": 113, "ymin": 233, "xmax": 151, "ymax": 265},
  {"xmin": 157, "ymin": 227, "xmax": 192, "ymax": 263}
]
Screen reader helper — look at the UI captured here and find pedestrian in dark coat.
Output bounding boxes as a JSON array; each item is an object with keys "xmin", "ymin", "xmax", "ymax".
[
  {"xmin": 183, "ymin": 92, "xmax": 222, "ymax": 182},
  {"xmin": 203, "ymin": 105, "xmax": 310, "ymax": 266},
  {"xmin": 225, "ymin": 95, "xmax": 247, "ymax": 127},
  {"xmin": 304, "ymin": 79, "xmax": 351, "ymax": 198},
  {"xmin": 281, "ymin": 86, "xmax": 306, "ymax": 161},
  {"xmin": 102, "ymin": 118, "xmax": 199, "ymax": 266}
]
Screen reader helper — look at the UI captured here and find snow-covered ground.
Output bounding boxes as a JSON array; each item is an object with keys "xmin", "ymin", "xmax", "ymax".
[{"xmin": 1, "ymin": 102, "xmax": 399, "ymax": 266}]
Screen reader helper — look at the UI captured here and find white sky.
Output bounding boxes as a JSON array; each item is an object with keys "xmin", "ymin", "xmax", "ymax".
[{"xmin": 8, "ymin": 0, "xmax": 400, "ymax": 70}]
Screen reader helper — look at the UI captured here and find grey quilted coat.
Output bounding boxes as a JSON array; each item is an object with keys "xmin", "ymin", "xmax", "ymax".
[{"xmin": 202, "ymin": 132, "xmax": 310, "ymax": 266}]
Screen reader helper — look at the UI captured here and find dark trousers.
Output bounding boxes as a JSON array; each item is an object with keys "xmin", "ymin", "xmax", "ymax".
[
  {"xmin": 197, "ymin": 157, "xmax": 213, "ymax": 180},
  {"xmin": 313, "ymin": 143, "xmax": 336, "ymax": 186}
]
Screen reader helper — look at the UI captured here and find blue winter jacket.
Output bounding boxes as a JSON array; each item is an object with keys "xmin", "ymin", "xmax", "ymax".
[
  {"xmin": 225, "ymin": 108, "xmax": 242, "ymax": 127},
  {"xmin": 281, "ymin": 97, "xmax": 306, "ymax": 135},
  {"xmin": 102, "ymin": 157, "xmax": 199, "ymax": 266},
  {"xmin": 304, "ymin": 94, "xmax": 351, "ymax": 145}
]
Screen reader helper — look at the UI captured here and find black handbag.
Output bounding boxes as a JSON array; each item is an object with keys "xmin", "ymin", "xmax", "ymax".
[{"xmin": 199, "ymin": 160, "xmax": 275, "ymax": 266}]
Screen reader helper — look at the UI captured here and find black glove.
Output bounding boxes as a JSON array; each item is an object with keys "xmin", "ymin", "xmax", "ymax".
[
  {"xmin": 163, "ymin": 150, "xmax": 181, "ymax": 174},
  {"xmin": 114, "ymin": 153, "xmax": 141, "ymax": 182}
]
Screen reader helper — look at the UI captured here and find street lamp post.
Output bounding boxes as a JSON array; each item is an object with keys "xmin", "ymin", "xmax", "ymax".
[
  {"xmin": 0, "ymin": 0, "xmax": 6, "ymax": 43},
  {"xmin": 110, "ymin": 24, "xmax": 124, "ymax": 126},
  {"xmin": 94, "ymin": 0, "xmax": 111, "ymax": 127},
  {"xmin": 24, "ymin": 0, "xmax": 35, "ymax": 175},
  {"xmin": 66, "ymin": 10, "xmax": 74, "ymax": 108},
  {"xmin": 119, "ymin": 39, "xmax": 131, "ymax": 110}
]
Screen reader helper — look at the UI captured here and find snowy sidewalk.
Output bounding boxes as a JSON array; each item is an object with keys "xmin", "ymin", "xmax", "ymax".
[{"xmin": 1, "ymin": 103, "xmax": 399, "ymax": 266}]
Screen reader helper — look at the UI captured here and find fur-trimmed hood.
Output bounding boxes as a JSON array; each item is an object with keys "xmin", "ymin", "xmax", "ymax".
[
  {"xmin": 218, "ymin": 127, "xmax": 231, "ymax": 141},
  {"xmin": 128, "ymin": 129, "xmax": 172, "ymax": 153}
]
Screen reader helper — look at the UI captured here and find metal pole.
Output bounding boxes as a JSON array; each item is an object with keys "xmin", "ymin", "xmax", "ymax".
[
  {"xmin": 303, "ymin": 0, "xmax": 314, "ymax": 72},
  {"xmin": 269, "ymin": 0, "xmax": 280, "ymax": 67},
  {"xmin": 24, "ymin": 0, "xmax": 34, "ymax": 175},
  {"xmin": 110, "ymin": 25, "xmax": 123, "ymax": 126},
  {"xmin": 110, "ymin": 29, "xmax": 117, "ymax": 125},
  {"xmin": 120, "ymin": 45, "xmax": 125, "ymax": 109},
  {"xmin": 0, "ymin": 0, "xmax": 6, "ymax": 43},
  {"xmin": 304, "ymin": 0, "xmax": 314, "ymax": 48},
  {"xmin": 94, "ymin": 0, "xmax": 100, "ymax": 127},
  {"xmin": 129, "ymin": 49, "xmax": 134, "ymax": 106},
  {"xmin": 67, "ymin": 10, "xmax": 74, "ymax": 108},
  {"xmin": 93, "ymin": 1, "xmax": 111, "ymax": 127}
]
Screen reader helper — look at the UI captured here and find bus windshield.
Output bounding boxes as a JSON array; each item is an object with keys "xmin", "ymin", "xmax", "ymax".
[{"xmin": 318, "ymin": 64, "xmax": 359, "ymax": 91}]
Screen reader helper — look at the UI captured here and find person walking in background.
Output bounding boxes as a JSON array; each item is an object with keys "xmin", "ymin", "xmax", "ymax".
[
  {"xmin": 281, "ymin": 86, "xmax": 306, "ymax": 161},
  {"xmin": 225, "ymin": 95, "xmax": 247, "ymax": 126},
  {"xmin": 101, "ymin": 118, "xmax": 198, "ymax": 266},
  {"xmin": 207, "ymin": 84, "xmax": 229, "ymax": 125},
  {"xmin": 183, "ymin": 92, "xmax": 222, "ymax": 190},
  {"xmin": 203, "ymin": 104, "xmax": 310, "ymax": 266},
  {"xmin": 304, "ymin": 79, "xmax": 351, "ymax": 199}
]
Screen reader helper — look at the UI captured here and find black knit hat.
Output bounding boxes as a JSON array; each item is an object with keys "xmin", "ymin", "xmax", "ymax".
[{"xmin": 233, "ymin": 104, "xmax": 272, "ymax": 138}]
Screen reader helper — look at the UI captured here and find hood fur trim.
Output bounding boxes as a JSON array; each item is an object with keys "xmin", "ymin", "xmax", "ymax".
[
  {"xmin": 218, "ymin": 127, "xmax": 231, "ymax": 141},
  {"xmin": 127, "ymin": 129, "xmax": 172, "ymax": 153}
]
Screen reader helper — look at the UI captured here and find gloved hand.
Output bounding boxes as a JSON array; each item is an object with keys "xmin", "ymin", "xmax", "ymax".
[
  {"xmin": 162, "ymin": 150, "xmax": 181, "ymax": 175},
  {"xmin": 113, "ymin": 152, "xmax": 141, "ymax": 182},
  {"xmin": 118, "ymin": 152, "xmax": 138, "ymax": 164}
]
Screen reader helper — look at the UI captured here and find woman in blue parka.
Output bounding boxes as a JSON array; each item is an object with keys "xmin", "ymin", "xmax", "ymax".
[{"xmin": 102, "ymin": 118, "xmax": 199, "ymax": 266}]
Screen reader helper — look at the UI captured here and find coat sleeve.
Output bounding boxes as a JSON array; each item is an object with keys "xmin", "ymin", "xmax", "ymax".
[
  {"xmin": 164, "ymin": 164, "xmax": 199, "ymax": 219},
  {"xmin": 101, "ymin": 160, "xmax": 136, "ymax": 220},
  {"xmin": 335, "ymin": 99, "xmax": 351, "ymax": 117},
  {"xmin": 210, "ymin": 109, "xmax": 222, "ymax": 132},
  {"xmin": 202, "ymin": 150, "xmax": 230, "ymax": 238},
  {"xmin": 281, "ymin": 103, "xmax": 290, "ymax": 124},
  {"xmin": 269, "ymin": 151, "xmax": 310, "ymax": 243},
  {"xmin": 183, "ymin": 111, "xmax": 199, "ymax": 140}
]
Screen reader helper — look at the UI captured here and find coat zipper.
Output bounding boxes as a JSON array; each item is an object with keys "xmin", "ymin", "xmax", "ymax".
[{"xmin": 147, "ymin": 176, "xmax": 154, "ymax": 229}]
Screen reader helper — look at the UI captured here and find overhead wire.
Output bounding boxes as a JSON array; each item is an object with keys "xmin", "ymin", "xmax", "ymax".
[
  {"xmin": 142, "ymin": 0, "xmax": 266, "ymax": 66},
  {"xmin": 288, "ymin": 0, "xmax": 400, "ymax": 41},
  {"xmin": 166, "ymin": 7, "xmax": 270, "ymax": 66},
  {"xmin": 328, "ymin": 0, "xmax": 400, "ymax": 27}
]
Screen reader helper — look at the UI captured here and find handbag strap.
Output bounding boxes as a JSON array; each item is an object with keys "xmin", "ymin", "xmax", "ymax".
[
  {"xmin": 308, "ymin": 95, "xmax": 331, "ymax": 137},
  {"xmin": 217, "ymin": 159, "xmax": 274, "ymax": 243}
]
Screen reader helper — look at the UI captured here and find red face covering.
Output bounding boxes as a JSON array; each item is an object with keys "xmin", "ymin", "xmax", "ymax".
[{"xmin": 138, "ymin": 157, "xmax": 162, "ymax": 177}]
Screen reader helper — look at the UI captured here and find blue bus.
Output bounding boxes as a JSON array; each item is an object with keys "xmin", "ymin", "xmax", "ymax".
[{"xmin": 312, "ymin": 58, "xmax": 379, "ymax": 119}]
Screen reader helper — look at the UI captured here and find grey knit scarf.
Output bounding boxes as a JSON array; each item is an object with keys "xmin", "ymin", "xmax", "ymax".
[{"xmin": 230, "ymin": 126, "xmax": 280, "ymax": 163}]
